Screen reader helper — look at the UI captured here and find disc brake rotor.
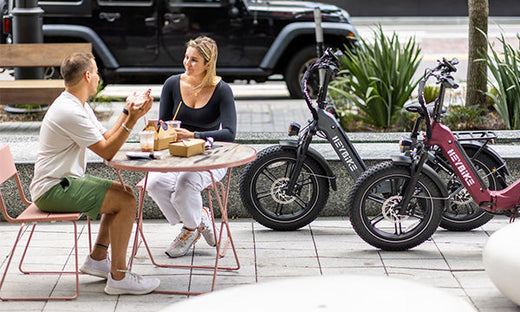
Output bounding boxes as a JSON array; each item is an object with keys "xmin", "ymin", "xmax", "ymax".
[
  {"xmin": 271, "ymin": 177, "xmax": 296, "ymax": 204},
  {"xmin": 448, "ymin": 180, "xmax": 473, "ymax": 205},
  {"xmin": 382, "ymin": 195, "xmax": 409, "ymax": 223}
]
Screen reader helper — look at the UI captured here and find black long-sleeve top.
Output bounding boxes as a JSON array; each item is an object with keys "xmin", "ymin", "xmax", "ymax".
[{"xmin": 159, "ymin": 74, "xmax": 237, "ymax": 142}]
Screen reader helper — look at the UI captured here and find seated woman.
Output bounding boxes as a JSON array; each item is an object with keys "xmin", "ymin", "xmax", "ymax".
[{"xmin": 146, "ymin": 36, "xmax": 237, "ymax": 257}]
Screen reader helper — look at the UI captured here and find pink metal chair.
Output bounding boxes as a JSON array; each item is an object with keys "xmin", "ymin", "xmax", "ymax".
[{"xmin": 0, "ymin": 144, "xmax": 83, "ymax": 301}]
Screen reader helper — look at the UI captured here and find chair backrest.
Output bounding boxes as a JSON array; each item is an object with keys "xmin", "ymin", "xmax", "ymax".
[
  {"xmin": 0, "ymin": 145, "xmax": 31, "ymax": 222},
  {"xmin": 0, "ymin": 145, "xmax": 16, "ymax": 185}
]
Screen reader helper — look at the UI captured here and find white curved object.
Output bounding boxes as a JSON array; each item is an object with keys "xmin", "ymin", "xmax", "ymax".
[
  {"xmin": 162, "ymin": 275, "xmax": 475, "ymax": 312},
  {"xmin": 483, "ymin": 221, "xmax": 520, "ymax": 305}
]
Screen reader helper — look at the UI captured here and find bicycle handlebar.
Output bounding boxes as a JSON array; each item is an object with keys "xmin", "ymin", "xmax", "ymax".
[
  {"xmin": 416, "ymin": 57, "xmax": 460, "ymax": 142},
  {"xmin": 301, "ymin": 48, "xmax": 341, "ymax": 119},
  {"xmin": 418, "ymin": 57, "xmax": 459, "ymax": 105}
]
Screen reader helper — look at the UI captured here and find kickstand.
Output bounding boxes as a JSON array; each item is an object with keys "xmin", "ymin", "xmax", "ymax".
[{"xmin": 510, "ymin": 208, "xmax": 518, "ymax": 223}]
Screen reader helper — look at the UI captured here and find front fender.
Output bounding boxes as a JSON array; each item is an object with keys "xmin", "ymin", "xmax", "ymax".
[
  {"xmin": 43, "ymin": 25, "xmax": 119, "ymax": 69},
  {"xmin": 279, "ymin": 140, "xmax": 337, "ymax": 191},
  {"xmin": 260, "ymin": 22, "xmax": 358, "ymax": 69},
  {"xmin": 391, "ymin": 155, "xmax": 448, "ymax": 208}
]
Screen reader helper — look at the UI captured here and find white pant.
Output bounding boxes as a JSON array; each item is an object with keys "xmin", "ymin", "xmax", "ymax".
[{"xmin": 146, "ymin": 168, "xmax": 227, "ymax": 229}]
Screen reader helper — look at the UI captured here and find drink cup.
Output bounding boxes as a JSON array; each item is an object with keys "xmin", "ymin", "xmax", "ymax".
[
  {"xmin": 139, "ymin": 130, "xmax": 155, "ymax": 152},
  {"xmin": 166, "ymin": 120, "xmax": 182, "ymax": 129}
]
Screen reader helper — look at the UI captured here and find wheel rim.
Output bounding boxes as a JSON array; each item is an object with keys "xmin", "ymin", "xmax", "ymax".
[
  {"xmin": 442, "ymin": 158, "xmax": 495, "ymax": 222},
  {"xmin": 359, "ymin": 173, "xmax": 435, "ymax": 243},
  {"xmin": 250, "ymin": 157, "xmax": 320, "ymax": 223}
]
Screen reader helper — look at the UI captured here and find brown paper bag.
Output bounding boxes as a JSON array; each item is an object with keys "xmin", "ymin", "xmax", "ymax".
[
  {"xmin": 143, "ymin": 120, "xmax": 178, "ymax": 151},
  {"xmin": 169, "ymin": 139, "xmax": 206, "ymax": 157}
]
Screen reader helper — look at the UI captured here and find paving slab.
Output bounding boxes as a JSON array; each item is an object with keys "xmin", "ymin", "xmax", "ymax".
[{"xmin": 0, "ymin": 217, "xmax": 516, "ymax": 311}]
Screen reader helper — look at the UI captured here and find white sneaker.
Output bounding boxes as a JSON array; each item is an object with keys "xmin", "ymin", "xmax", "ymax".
[
  {"xmin": 165, "ymin": 227, "xmax": 200, "ymax": 258},
  {"xmin": 104, "ymin": 271, "xmax": 160, "ymax": 295},
  {"xmin": 199, "ymin": 207, "xmax": 218, "ymax": 247},
  {"xmin": 80, "ymin": 255, "xmax": 110, "ymax": 279}
]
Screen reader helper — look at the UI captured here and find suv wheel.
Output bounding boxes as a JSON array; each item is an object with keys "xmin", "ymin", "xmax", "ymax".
[{"xmin": 284, "ymin": 46, "xmax": 319, "ymax": 99}]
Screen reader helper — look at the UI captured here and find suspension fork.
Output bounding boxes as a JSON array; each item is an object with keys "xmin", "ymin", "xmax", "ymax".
[
  {"xmin": 399, "ymin": 148, "xmax": 430, "ymax": 211},
  {"xmin": 284, "ymin": 127, "xmax": 315, "ymax": 196}
]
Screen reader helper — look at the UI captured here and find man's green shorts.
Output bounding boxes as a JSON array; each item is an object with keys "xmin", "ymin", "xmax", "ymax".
[{"xmin": 35, "ymin": 175, "xmax": 113, "ymax": 220}]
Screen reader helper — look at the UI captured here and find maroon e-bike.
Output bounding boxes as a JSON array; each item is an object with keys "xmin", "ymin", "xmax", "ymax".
[{"xmin": 347, "ymin": 58, "xmax": 512, "ymax": 250}]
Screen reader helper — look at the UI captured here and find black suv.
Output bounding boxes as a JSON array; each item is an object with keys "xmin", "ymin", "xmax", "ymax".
[{"xmin": 2, "ymin": 0, "xmax": 359, "ymax": 98}]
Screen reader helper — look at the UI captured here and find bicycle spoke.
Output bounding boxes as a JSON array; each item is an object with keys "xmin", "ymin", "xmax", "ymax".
[
  {"xmin": 256, "ymin": 190, "xmax": 272, "ymax": 200},
  {"xmin": 274, "ymin": 203, "xmax": 284, "ymax": 215},
  {"xmin": 292, "ymin": 194, "xmax": 309, "ymax": 209},
  {"xmin": 261, "ymin": 167, "xmax": 282, "ymax": 183},
  {"xmin": 370, "ymin": 214, "xmax": 385, "ymax": 226}
]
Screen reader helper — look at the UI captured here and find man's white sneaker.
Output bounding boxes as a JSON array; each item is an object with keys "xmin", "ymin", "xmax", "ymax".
[
  {"xmin": 104, "ymin": 271, "xmax": 160, "ymax": 295},
  {"xmin": 199, "ymin": 206, "xmax": 218, "ymax": 247},
  {"xmin": 80, "ymin": 255, "xmax": 110, "ymax": 279},
  {"xmin": 165, "ymin": 227, "xmax": 200, "ymax": 258}
]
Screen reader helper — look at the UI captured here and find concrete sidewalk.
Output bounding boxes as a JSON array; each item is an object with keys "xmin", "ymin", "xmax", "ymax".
[{"xmin": 0, "ymin": 216, "xmax": 516, "ymax": 311}]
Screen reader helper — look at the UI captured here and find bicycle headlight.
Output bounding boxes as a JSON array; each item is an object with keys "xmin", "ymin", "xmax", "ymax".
[
  {"xmin": 288, "ymin": 122, "xmax": 301, "ymax": 136},
  {"xmin": 399, "ymin": 137, "xmax": 412, "ymax": 153}
]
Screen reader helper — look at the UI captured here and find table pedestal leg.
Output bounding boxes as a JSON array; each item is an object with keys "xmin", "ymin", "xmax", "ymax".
[{"xmin": 127, "ymin": 168, "xmax": 240, "ymax": 295}]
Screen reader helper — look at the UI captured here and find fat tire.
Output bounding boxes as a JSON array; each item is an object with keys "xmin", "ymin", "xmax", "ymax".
[
  {"xmin": 438, "ymin": 151, "xmax": 506, "ymax": 231},
  {"xmin": 239, "ymin": 145, "xmax": 329, "ymax": 230},
  {"xmin": 348, "ymin": 161, "xmax": 443, "ymax": 251}
]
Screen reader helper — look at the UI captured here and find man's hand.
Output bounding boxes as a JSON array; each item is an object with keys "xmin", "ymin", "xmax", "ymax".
[
  {"xmin": 91, "ymin": 89, "xmax": 153, "ymax": 160},
  {"xmin": 127, "ymin": 89, "xmax": 153, "ymax": 121}
]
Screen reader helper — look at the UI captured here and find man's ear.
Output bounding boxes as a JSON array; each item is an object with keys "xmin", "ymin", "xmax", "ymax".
[{"xmin": 85, "ymin": 71, "xmax": 91, "ymax": 82}]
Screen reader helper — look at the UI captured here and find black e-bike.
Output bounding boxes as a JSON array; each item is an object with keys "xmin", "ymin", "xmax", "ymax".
[{"xmin": 239, "ymin": 50, "xmax": 508, "ymax": 231}]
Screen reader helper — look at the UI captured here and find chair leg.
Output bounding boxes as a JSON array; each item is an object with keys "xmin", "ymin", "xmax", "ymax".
[
  {"xmin": 0, "ymin": 221, "xmax": 80, "ymax": 301},
  {"xmin": 18, "ymin": 223, "xmax": 36, "ymax": 274},
  {"xmin": 0, "ymin": 223, "xmax": 26, "ymax": 300},
  {"xmin": 87, "ymin": 217, "xmax": 92, "ymax": 253}
]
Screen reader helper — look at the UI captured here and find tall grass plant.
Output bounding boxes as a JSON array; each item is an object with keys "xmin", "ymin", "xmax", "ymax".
[
  {"xmin": 329, "ymin": 26, "xmax": 422, "ymax": 129},
  {"xmin": 483, "ymin": 33, "xmax": 520, "ymax": 130}
]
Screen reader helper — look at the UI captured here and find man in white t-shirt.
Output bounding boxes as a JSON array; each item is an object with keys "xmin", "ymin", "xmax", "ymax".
[{"xmin": 29, "ymin": 52, "xmax": 160, "ymax": 295}]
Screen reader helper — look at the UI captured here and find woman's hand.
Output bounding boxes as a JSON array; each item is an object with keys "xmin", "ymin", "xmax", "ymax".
[{"xmin": 175, "ymin": 128, "xmax": 195, "ymax": 140}]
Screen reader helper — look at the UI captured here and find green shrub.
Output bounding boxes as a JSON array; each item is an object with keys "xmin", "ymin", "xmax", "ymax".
[
  {"xmin": 423, "ymin": 85, "xmax": 440, "ymax": 104},
  {"xmin": 329, "ymin": 25, "xmax": 422, "ymax": 129},
  {"xmin": 482, "ymin": 33, "xmax": 520, "ymax": 130},
  {"xmin": 443, "ymin": 104, "xmax": 486, "ymax": 131}
]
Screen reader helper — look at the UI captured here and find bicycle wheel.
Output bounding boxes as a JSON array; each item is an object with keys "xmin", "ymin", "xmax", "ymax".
[
  {"xmin": 239, "ymin": 145, "xmax": 329, "ymax": 230},
  {"xmin": 434, "ymin": 150, "xmax": 506, "ymax": 231},
  {"xmin": 348, "ymin": 161, "xmax": 443, "ymax": 251}
]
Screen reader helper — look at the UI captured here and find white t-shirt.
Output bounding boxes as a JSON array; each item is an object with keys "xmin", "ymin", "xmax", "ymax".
[{"xmin": 30, "ymin": 91, "xmax": 107, "ymax": 201}]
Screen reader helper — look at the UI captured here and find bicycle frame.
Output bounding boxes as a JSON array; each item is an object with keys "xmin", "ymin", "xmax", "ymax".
[
  {"xmin": 431, "ymin": 123, "xmax": 519, "ymax": 212},
  {"xmin": 284, "ymin": 50, "xmax": 366, "ymax": 196}
]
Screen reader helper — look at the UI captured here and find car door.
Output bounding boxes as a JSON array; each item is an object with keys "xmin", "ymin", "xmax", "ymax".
[
  {"xmin": 160, "ymin": 0, "xmax": 248, "ymax": 71},
  {"xmin": 93, "ymin": 0, "xmax": 160, "ymax": 67}
]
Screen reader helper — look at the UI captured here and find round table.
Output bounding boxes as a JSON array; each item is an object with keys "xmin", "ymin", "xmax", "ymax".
[{"xmin": 105, "ymin": 142, "xmax": 256, "ymax": 295}]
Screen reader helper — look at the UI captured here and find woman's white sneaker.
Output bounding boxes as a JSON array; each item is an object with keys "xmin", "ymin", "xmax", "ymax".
[
  {"xmin": 104, "ymin": 271, "xmax": 160, "ymax": 295},
  {"xmin": 165, "ymin": 227, "xmax": 200, "ymax": 258},
  {"xmin": 199, "ymin": 207, "xmax": 218, "ymax": 247}
]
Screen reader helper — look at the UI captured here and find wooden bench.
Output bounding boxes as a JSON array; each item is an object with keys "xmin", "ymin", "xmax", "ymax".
[{"xmin": 0, "ymin": 43, "xmax": 92, "ymax": 106}]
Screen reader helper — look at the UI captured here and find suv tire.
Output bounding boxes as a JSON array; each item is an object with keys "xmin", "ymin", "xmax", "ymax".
[{"xmin": 285, "ymin": 46, "xmax": 319, "ymax": 99}]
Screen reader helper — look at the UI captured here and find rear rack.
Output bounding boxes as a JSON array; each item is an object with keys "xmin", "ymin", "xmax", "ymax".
[{"xmin": 453, "ymin": 131, "xmax": 497, "ymax": 142}]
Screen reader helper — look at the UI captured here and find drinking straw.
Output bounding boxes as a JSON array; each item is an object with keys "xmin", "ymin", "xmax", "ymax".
[{"xmin": 172, "ymin": 101, "xmax": 182, "ymax": 121}]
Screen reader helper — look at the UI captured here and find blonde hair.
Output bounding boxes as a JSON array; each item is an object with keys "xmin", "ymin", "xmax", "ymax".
[
  {"xmin": 60, "ymin": 52, "xmax": 95, "ymax": 87},
  {"xmin": 187, "ymin": 36, "xmax": 219, "ymax": 91}
]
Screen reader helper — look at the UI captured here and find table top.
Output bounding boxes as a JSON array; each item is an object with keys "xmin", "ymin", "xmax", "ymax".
[{"xmin": 105, "ymin": 142, "xmax": 257, "ymax": 172}]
